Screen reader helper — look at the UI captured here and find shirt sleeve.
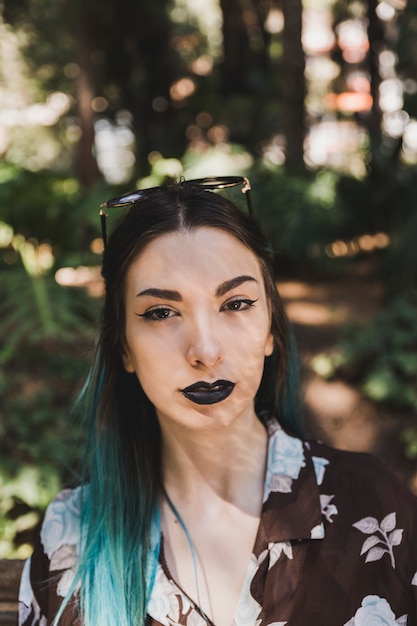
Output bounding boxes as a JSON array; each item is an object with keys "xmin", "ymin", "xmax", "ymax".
[
  {"xmin": 18, "ymin": 542, "xmax": 50, "ymax": 625},
  {"xmin": 18, "ymin": 487, "xmax": 83, "ymax": 626}
]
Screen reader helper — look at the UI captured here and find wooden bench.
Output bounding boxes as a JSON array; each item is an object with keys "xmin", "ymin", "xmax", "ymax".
[{"xmin": 0, "ymin": 560, "xmax": 24, "ymax": 626}]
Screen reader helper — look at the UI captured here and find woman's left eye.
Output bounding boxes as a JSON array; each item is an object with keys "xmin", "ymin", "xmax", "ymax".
[
  {"xmin": 138, "ymin": 307, "xmax": 177, "ymax": 321},
  {"xmin": 221, "ymin": 298, "xmax": 258, "ymax": 312}
]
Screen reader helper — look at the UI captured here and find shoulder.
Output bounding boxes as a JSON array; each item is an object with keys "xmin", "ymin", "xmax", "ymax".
[
  {"xmin": 40, "ymin": 486, "xmax": 84, "ymax": 563},
  {"xmin": 304, "ymin": 440, "xmax": 408, "ymax": 491},
  {"xmin": 307, "ymin": 439, "xmax": 417, "ymax": 536},
  {"xmin": 19, "ymin": 487, "xmax": 84, "ymax": 624}
]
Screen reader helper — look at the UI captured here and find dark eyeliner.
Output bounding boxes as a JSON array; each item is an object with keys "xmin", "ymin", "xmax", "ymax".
[
  {"xmin": 223, "ymin": 297, "xmax": 259, "ymax": 311},
  {"xmin": 136, "ymin": 307, "xmax": 173, "ymax": 320}
]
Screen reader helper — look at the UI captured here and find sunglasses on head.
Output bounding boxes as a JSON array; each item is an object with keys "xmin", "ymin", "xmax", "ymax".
[{"xmin": 99, "ymin": 175, "xmax": 253, "ymax": 249}]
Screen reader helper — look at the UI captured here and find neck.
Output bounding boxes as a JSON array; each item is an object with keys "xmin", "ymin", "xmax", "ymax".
[{"xmin": 159, "ymin": 413, "xmax": 268, "ymax": 513}]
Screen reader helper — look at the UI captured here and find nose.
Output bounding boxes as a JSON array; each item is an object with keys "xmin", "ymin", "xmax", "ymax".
[{"xmin": 185, "ymin": 316, "xmax": 224, "ymax": 369}]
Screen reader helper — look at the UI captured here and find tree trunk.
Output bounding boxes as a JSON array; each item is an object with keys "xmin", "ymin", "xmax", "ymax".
[
  {"xmin": 366, "ymin": 0, "xmax": 384, "ymax": 160},
  {"xmin": 282, "ymin": 0, "xmax": 306, "ymax": 173},
  {"xmin": 74, "ymin": 1, "xmax": 100, "ymax": 190},
  {"xmin": 219, "ymin": 0, "xmax": 251, "ymax": 93}
]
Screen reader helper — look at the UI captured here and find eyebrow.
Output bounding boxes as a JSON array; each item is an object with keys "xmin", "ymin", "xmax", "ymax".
[
  {"xmin": 215, "ymin": 275, "xmax": 258, "ymax": 296},
  {"xmin": 135, "ymin": 275, "xmax": 258, "ymax": 300},
  {"xmin": 135, "ymin": 288, "xmax": 182, "ymax": 301}
]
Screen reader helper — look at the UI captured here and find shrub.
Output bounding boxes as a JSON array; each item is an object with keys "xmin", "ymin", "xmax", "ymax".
[{"xmin": 311, "ymin": 297, "xmax": 417, "ymax": 414}]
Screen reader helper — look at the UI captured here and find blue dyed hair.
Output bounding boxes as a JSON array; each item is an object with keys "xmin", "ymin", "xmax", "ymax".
[{"xmin": 55, "ymin": 184, "xmax": 302, "ymax": 625}]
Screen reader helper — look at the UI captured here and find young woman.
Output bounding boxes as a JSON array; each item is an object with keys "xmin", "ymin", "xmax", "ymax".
[{"xmin": 19, "ymin": 177, "xmax": 417, "ymax": 626}]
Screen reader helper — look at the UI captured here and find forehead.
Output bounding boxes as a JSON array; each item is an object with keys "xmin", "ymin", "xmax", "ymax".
[{"xmin": 125, "ymin": 227, "xmax": 265, "ymax": 291}]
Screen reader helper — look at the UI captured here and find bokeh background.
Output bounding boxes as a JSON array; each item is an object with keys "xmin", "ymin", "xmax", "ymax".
[{"xmin": 0, "ymin": 0, "xmax": 417, "ymax": 559}]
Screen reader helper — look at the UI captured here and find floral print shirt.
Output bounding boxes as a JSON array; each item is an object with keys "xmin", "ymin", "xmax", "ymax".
[{"xmin": 19, "ymin": 419, "xmax": 417, "ymax": 626}]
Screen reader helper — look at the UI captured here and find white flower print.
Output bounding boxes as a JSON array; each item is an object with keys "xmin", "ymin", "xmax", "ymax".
[
  {"xmin": 233, "ymin": 543, "xmax": 291, "ymax": 626},
  {"xmin": 18, "ymin": 558, "xmax": 32, "ymax": 608},
  {"xmin": 353, "ymin": 512, "xmax": 403, "ymax": 569},
  {"xmin": 183, "ymin": 610, "xmax": 207, "ymax": 626},
  {"xmin": 50, "ymin": 542, "xmax": 78, "ymax": 572},
  {"xmin": 264, "ymin": 428, "xmax": 306, "ymax": 498},
  {"xmin": 320, "ymin": 494, "xmax": 338, "ymax": 523},
  {"xmin": 310, "ymin": 524, "xmax": 325, "ymax": 539},
  {"xmin": 312, "ymin": 456, "xmax": 329, "ymax": 486},
  {"xmin": 50, "ymin": 544, "xmax": 79, "ymax": 597},
  {"xmin": 412, "ymin": 572, "xmax": 417, "ymax": 586},
  {"xmin": 269, "ymin": 542, "xmax": 293, "ymax": 568},
  {"xmin": 18, "ymin": 557, "xmax": 45, "ymax": 625},
  {"xmin": 147, "ymin": 563, "xmax": 211, "ymax": 626},
  {"xmin": 38, "ymin": 488, "xmax": 84, "ymax": 599},
  {"xmin": 234, "ymin": 554, "xmax": 262, "ymax": 626},
  {"xmin": 57, "ymin": 568, "xmax": 77, "ymax": 598},
  {"xmin": 256, "ymin": 542, "xmax": 293, "ymax": 572},
  {"xmin": 148, "ymin": 564, "xmax": 194, "ymax": 626},
  {"xmin": 343, "ymin": 595, "xmax": 407, "ymax": 625},
  {"xmin": 40, "ymin": 487, "xmax": 83, "ymax": 559}
]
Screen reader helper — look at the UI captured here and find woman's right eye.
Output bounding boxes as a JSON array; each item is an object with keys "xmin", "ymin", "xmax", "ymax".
[{"xmin": 138, "ymin": 307, "xmax": 177, "ymax": 321}]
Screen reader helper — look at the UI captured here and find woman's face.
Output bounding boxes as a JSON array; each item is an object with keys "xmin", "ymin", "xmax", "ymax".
[{"xmin": 122, "ymin": 227, "xmax": 274, "ymax": 434}]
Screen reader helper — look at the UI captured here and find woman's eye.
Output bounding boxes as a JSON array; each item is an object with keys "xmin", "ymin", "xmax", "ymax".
[
  {"xmin": 222, "ymin": 298, "xmax": 258, "ymax": 312},
  {"xmin": 138, "ymin": 307, "xmax": 177, "ymax": 321}
]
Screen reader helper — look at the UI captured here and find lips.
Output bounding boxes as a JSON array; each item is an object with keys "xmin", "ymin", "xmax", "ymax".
[{"xmin": 180, "ymin": 380, "xmax": 235, "ymax": 405}]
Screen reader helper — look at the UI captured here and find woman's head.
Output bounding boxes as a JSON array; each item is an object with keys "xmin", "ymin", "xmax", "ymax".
[
  {"xmin": 99, "ymin": 183, "xmax": 293, "ymax": 430},
  {"xmin": 121, "ymin": 226, "xmax": 274, "ymax": 435}
]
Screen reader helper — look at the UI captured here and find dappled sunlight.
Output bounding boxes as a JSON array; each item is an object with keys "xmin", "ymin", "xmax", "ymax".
[
  {"xmin": 325, "ymin": 232, "xmax": 390, "ymax": 258},
  {"xmin": 303, "ymin": 376, "xmax": 380, "ymax": 453},
  {"xmin": 279, "ymin": 281, "xmax": 347, "ymax": 327},
  {"xmin": 278, "ymin": 278, "xmax": 384, "ymax": 327},
  {"xmin": 55, "ymin": 265, "xmax": 103, "ymax": 297},
  {"xmin": 284, "ymin": 301, "xmax": 340, "ymax": 326},
  {"xmin": 279, "ymin": 277, "xmax": 389, "ymax": 456},
  {"xmin": 170, "ymin": 77, "xmax": 196, "ymax": 102}
]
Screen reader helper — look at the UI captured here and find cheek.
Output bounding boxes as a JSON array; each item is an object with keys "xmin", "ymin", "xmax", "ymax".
[{"xmin": 122, "ymin": 326, "xmax": 181, "ymax": 377}]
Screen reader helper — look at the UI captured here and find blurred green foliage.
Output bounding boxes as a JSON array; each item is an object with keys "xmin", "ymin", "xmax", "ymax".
[
  {"xmin": 253, "ymin": 168, "xmax": 350, "ymax": 270},
  {"xmin": 0, "ymin": 163, "xmax": 107, "ymax": 257},
  {"xmin": 0, "ymin": 258, "xmax": 99, "ymax": 556},
  {"xmin": 312, "ymin": 296, "xmax": 417, "ymax": 416},
  {"xmin": 0, "ymin": 163, "xmax": 103, "ymax": 556}
]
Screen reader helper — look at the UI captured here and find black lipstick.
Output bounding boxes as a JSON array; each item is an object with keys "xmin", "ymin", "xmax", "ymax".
[{"xmin": 180, "ymin": 380, "xmax": 235, "ymax": 405}]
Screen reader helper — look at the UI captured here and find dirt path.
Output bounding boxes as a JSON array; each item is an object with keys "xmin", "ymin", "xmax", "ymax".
[{"xmin": 278, "ymin": 276, "xmax": 417, "ymax": 490}]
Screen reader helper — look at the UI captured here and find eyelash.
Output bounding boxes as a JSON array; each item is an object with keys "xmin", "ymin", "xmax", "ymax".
[
  {"xmin": 138, "ymin": 298, "xmax": 258, "ymax": 321},
  {"xmin": 138, "ymin": 308, "xmax": 175, "ymax": 321},
  {"xmin": 221, "ymin": 298, "xmax": 258, "ymax": 312}
]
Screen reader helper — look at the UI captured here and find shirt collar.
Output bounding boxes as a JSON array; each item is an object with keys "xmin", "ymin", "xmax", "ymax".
[{"xmin": 256, "ymin": 419, "xmax": 324, "ymax": 547}]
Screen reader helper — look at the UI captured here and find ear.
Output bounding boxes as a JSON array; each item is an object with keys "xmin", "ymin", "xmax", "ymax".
[
  {"xmin": 121, "ymin": 347, "xmax": 135, "ymax": 373},
  {"xmin": 264, "ymin": 331, "xmax": 274, "ymax": 357}
]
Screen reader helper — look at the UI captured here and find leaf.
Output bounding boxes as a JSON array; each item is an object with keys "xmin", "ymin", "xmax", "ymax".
[
  {"xmin": 360, "ymin": 535, "xmax": 380, "ymax": 555},
  {"xmin": 365, "ymin": 547, "xmax": 388, "ymax": 563},
  {"xmin": 269, "ymin": 542, "xmax": 293, "ymax": 569},
  {"xmin": 50, "ymin": 544, "xmax": 77, "ymax": 571},
  {"xmin": 353, "ymin": 517, "xmax": 379, "ymax": 534},
  {"xmin": 389, "ymin": 529, "xmax": 404, "ymax": 547},
  {"xmin": 320, "ymin": 494, "xmax": 334, "ymax": 507},
  {"xmin": 381, "ymin": 512, "xmax": 396, "ymax": 533},
  {"xmin": 270, "ymin": 475, "xmax": 293, "ymax": 493}
]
